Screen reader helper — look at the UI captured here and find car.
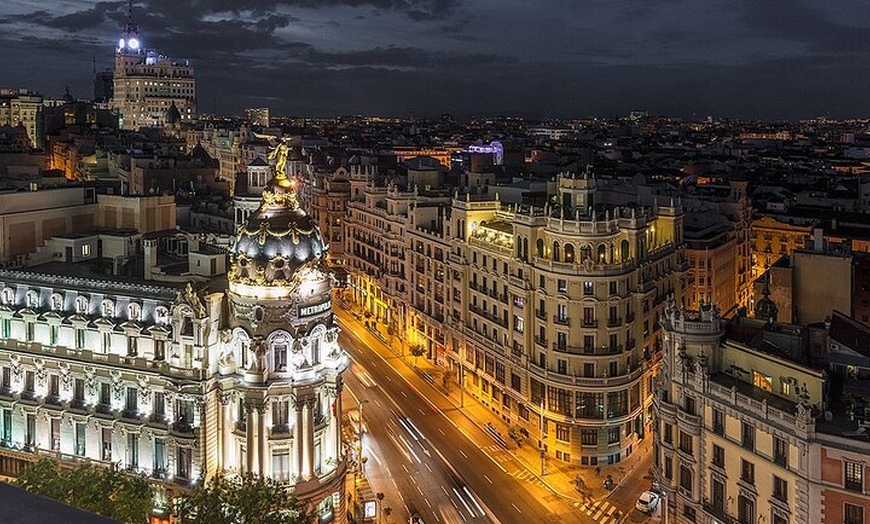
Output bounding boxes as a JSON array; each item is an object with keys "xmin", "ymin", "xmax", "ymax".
[
  {"xmin": 636, "ymin": 490, "xmax": 661, "ymax": 514},
  {"xmin": 409, "ymin": 515, "xmax": 425, "ymax": 524}
]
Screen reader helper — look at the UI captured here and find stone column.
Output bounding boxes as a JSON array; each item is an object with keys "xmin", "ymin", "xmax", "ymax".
[
  {"xmin": 245, "ymin": 401, "xmax": 255, "ymax": 474},
  {"xmin": 302, "ymin": 399, "xmax": 314, "ymax": 479},
  {"xmin": 221, "ymin": 394, "xmax": 233, "ymax": 471},
  {"xmin": 333, "ymin": 383, "xmax": 343, "ymax": 462},
  {"xmin": 294, "ymin": 401, "xmax": 304, "ymax": 480},
  {"xmin": 257, "ymin": 403, "xmax": 267, "ymax": 477}
]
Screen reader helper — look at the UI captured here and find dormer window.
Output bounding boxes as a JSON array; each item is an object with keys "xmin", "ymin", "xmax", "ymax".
[
  {"xmin": 127, "ymin": 303, "xmax": 141, "ymax": 321},
  {"xmin": 50, "ymin": 293, "xmax": 63, "ymax": 311},
  {"xmin": 1, "ymin": 288, "xmax": 13, "ymax": 305},
  {"xmin": 101, "ymin": 300, "xmax": 115, "ymax": 318},
  {"xmin": 25, "ymin": 290, "xmax": 39, "ymax": 309},
  {"xmin": 75, "ymin": 296, "xmax": 89, "ymax": 315},
  {"xmin": 154, "ymin": 306, "xmax": 169, "ymax": 325}
]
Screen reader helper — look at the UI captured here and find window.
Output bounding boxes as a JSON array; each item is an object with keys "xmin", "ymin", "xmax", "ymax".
[
  {"xmin": 845, "ymin": 460, "xmax": 863, "ymax": 492},
  {"xmin": 102, "ymin": 332, "xmax": 111, "ymax": 353},
  {"xmin": 127, "ymin": 302, "xmax": 141, "ymax": 321},
  {"xmin": 711, "ymin": 477, "xmax": 725, "ymax": 512},
  {"xmin": 679, "ymin": 431, "xmax": 693, "ymax": 453},
  {"xmin": 75, "ymin": 296, "xmax": 89, "ymax": 314},
  {"xmin": 26, "ymin": 291, "xmax": 38, "ymax": 308},
  {"xmin": 154, "ymin": 306, "xmax": 169, "ymax": 324},
  {"xmin": 75, "ymin": 422, "xmax": 86, "ymax": 456},
  {"xmin": 664, "ymin": 423, "xmax": 673, "ymax": 444},
  {"xmin": 844, "ymin": 503, "xmax": 864, "ymax": 524},
  {"xmin": 50, "ymin": 325, "xmax": 59, "ymax": 345},
  {"xmin": 0, "ymin": 318, "xmax": 9, "ymax": 339},
  {"xmin": 664, "ymin": 455, "xmax": 673, "ymax": 479},
  {"xmin": 177, "ymin": 447, "xmax": 192, "ymax": 479},
  {"xmin": 774, "ymin": 436, "xmax": 788, "ymax": 467},
  {"xmin": 557, "ymin": 279, "xmax": 567, "ymax": 293},
  {"xmin": 102, "ymin": 428, "xmax": 113, "ymax": 461},
  {"xmin": 25, "ymin": 321, "xmax": 34, "ymax": 342},
  {"xmin": 609, "ymin": 281, "xmax": 618, "ymax": 295},
  {"xmin": 81, "ymin": 244, "xmax": 91, "ymax": 257},
  {"xmin": 773, "ymin": 475, "xmax": 787, "ymax": 502},
  {"xmin": 272, "ymin": 400, "xmax": 289, "ymax": 431},
  {"xmin": 684, "ymin": 396, "xmax": 696, "ymax": 415},
  {"xmin": 741, "ymin": 422, "xmax": 755, "ymax": 451},
  {"xmin": 680, "ymin": 465, "xmax": 693, "ymax": 493},
  {"xmin": 101, "ymin": 300, "xmax": 115, "ymax": 318},
  {"xmin": 607, "ymin": 426, "xmax": 620, "ymax": 444},
  {"xmin": 75, "ymin": 328, "xmax": 85, "ymax": 349},
  {"xmin": 712, "ymin": 408, "xmax": 724, "ymax": 435},
  {"xmin": 0, "ymin": 288, "xmax": 13, "ymax": 305},
  {"xmin": 153, "ymin": 438, "xmax": 166, "ymax": 475},
  {"xmin": 683, "ymin": 505, "xmax": 696, "ymax": 522},
  {"xmin": 741, "ymin": 459, "xmax": 755, "ymax": 484},
  {"xmin": 753, "ymin": 371, "xmax": 772, "ymax": 392},
  {"xmin": 583, "ymin": 363, "xmax": 594, "ymax": 377},
  {"xmin": 737, "ymin": 495, "xmax": 755, "ymax": 524},
  {"xmin": 125, "ymin": 386, "xmax": 138, "ymax": 414},
  {"xmin": 712, "ymin": 444, "xmax": 725, "ymax": 468},
  {"xmin": 556, "ymin": 424, "xmax": 570, "ymax": 442},
  {"xmin": 272, "ymin": 452, "xmax": 290, "ymax": 482},
  {"xmin": 583, "ymin": 281, "xmax": 594, "ymax": 296},
  {"xmin": 581, "ymin": 429, "xmax": 597, "ymax": 446},
  {"xmin": 127, "ymin": 433, "xmax": 139, "ymax": 470}
]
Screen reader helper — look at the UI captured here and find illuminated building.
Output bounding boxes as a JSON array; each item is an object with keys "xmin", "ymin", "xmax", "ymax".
[
  {"xmin": 110, "ymin": 1, "xmax": 196, "ymax": 130},
  {"xmin": 344, "ymin": 169, "xmax": 689, "ymax": 466},
  {"xmin": 0, "ymin": 146, "xmax": 348, "ymax": 522},
  {"xmin": 0, "ymin": 88, "xmax": 44, "ymax": 149},
  {"xmin": 654, "ymin": 303, "xmax": 870, "ymax": 524},
  {"xmin": 750, "ymin": 216, "xmax": 813, "ymax": 279},
  {"xmin": 244, "ymin": 108, "xmax": 270, "ymax": 127}
]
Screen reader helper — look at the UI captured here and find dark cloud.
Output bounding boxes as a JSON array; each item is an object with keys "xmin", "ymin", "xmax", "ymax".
[
  {"xmin": 303, "ymin": 46, "xmax": 518, "ymax": 69},
  {"xmin": 739, "ymin": 0, "xmax": 870, "ymax": 53}
]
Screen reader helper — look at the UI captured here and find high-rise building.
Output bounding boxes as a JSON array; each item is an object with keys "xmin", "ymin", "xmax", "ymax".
[
  {"xmin": 244, "ymin": 108, "xmax": 270, "ymax": 127},
  {"xmin": 0, "ymin": 148, "xmax": 349, "ymax": 523},
  {"xmin": 109, "ymin": 1, "xmax": 196, "ymax": 130}
]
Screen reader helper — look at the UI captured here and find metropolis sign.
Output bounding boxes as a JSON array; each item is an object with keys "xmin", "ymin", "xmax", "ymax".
[{"xmin": 299, "ymin": 301, "xmax": 330, "ymax": 317}]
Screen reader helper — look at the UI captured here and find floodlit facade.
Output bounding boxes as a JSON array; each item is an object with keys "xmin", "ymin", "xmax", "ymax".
[
  {"xmin": 0, "ymin": 154, "xmax": 349, "ymax": 522},
  {"xmin": 109, "ymin": 7, "xmax": 196, "ymax": 130},
  {"xmin": 344, "ymin": 170, "xmax": 689, "ymax": 466}
]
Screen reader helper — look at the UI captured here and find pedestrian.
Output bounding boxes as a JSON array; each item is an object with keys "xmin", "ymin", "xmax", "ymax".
[{"xmin": 595, "ymin": 466, "xmax": 601, "ymax": 476}]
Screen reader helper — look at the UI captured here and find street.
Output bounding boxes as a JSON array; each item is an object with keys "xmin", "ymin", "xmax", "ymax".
[{"xmin": 338, "ymin": 309, "xmax": 658, "ymax": 524}]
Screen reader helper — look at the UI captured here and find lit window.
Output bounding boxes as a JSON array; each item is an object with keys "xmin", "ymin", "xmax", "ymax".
[
  {"xmin": 81, "ymin": 244, "xmax": 91, "ymax": 257},
  {"xmin": 50, "ymin": 293, "xmax": 63, "ymax": 311},
  {"xmin": 75, "ymin": 296, "xmax": 89, "ymax": 314},
  {"xmin": 753, "ymin": 371, "xmax": 772, "ymax": 392},
  {"xmin": 127, "ymin": 303, "xmax": 141, "ymax": 321},
  {"xmin": 0, "ymin": 288, "xmax": 13, "ymax": 305},
  {"xmin": 154, "ymin": 306, "xmax": 169, "ymax": 325},
  {"xmin": 101, "ymin": 300, "xmax": 115, "ymax": 318}
]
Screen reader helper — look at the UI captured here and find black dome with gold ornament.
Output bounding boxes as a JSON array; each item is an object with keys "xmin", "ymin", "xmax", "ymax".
[{"xmin": 229, "ymin": 161, "xmax": 326, "ymax": 289}]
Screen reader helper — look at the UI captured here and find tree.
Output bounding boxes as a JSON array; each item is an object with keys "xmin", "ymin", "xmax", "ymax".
[
  {"xmin": 175, "ymin": 472, "xmax": 317, "ymax": 524},
  {"xmin": 408, "ymin": 343, "xmax": 426, "ymax": 368},
  {"xmin": 507, "ymin": 425, "xmax": 525, "ymax": 449},
  {"xmin": 15, "ymin": 459, "xmax": 154, "ymax": 524}
]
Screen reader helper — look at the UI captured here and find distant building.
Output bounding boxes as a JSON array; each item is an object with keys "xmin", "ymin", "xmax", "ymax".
[
  {"xmin": 109, "ymin": 4, "xmax": 196, "ymax": 130},
  {"xmin": 244, "ymin": 108, "xmax": 270, "ymax": 127},
  {"xmin": 0, "ymin": 88, "xmax": 44, "ymax": 149}
]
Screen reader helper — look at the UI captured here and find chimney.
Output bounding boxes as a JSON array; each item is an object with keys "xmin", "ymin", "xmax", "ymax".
[{"xmin": 144, "ymin": 239, "xmax": 157, "ymax": 280}]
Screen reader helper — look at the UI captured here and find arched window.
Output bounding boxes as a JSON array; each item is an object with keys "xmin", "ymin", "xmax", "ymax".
[
  {"xmin": 127, "ymin": 302, "xmax": 141, "ymax": 321},
  {"xmin": 621, "ymin": 239, "xmax": 630, "ymax": 262},
  {"xmin": 516, "ymin": 236, "xmax": 523, "ymax": 259},
  {"xmin": 101, "ymin": 299, "xmax": 115, "ymax": 318},
  {"xmin": 553, "ymin": 241, "xmax": 561, "ymax": 262},
  {"xmin": 1, "ymin": 288, "xmax": 13, "ymax": 305},
  {"xmin": 270, "ymin": 333, "xmax": 290, "ymax": 372},
  {"xmin": 154, "ymin": 306, "xmax": 169, "ymax": 325},
  {"xmin": 536, "ymin": 238, "xmax": 545, "ymax": 258},
  {"xmin": 580, "ymin": 245, "xmax": 592, "ymax": 262},
  {"xmin": 597, "ymin": 244, "xmax": 607, "ymax": 263},
  {"xmin": 75, "ymin": 296, "xmax": 89, "ymax": 314},
  {"xmin": 564, "ymin": 244, "xmax": 575, "ymax": 263},
  {"xmin": 25, "ymin": 290, "xmax": 39, "ymax": 308},
  {"xmin": 523, "ymin": 237, "xmax": 529, "ymax": 260},
  {"xmin": 50, "ymin": 293, "xmax": 63, "ymax": 311}
]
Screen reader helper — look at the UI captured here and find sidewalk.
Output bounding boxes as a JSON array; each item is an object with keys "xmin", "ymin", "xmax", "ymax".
[{"xmin": 335, "ymin": 300, "xmax": 653, "ymax": 508}]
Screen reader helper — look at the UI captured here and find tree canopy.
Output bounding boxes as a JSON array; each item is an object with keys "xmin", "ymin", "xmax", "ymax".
[
  {"xmin": 176, "ymin": 472, "xmax": 317, "ymax": 524},
  {"xmin": 14, "ymin": 459, "xmax": 153, "ymax": 524}
]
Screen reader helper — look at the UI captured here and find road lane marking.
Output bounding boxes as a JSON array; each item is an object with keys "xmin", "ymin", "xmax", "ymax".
[
  {"xmin": 425, "ymin": 463, "xmax": 433, "ymax": 473},
  {"xmin": 511, "ymin": 503, "xmax": 522, "ymax": 513},
  {"xmin": 416, "ymin": 485, "xmax": 424, "ymax": 496},
  {"xmin": 483, "ymin": 474, "xmax": 492, "ymax": 484},
  {"xmin": 402, "ymin": 463, "xmax": 409, "ymax": 474},
  {"xmin": 458, "ymin": 449, "xmax": 467, "ymax": 459},
  {"xmin": 453, "ymin": 487, "xmax": 476, "ymax": 518},
  {"xmin": 441, "ymin": 485, "xmax": 450, "ymax": 497},
  {"xmin": 462, "ymin": 487, "xmax": 486, "ymax": 517},
  {"xmin": 398, "ymin": 434, "xmax": 422, "ymax": 463},
  {"xmin": 437, "ymin": 428, "xmax": 445, "ymax": 436},
  {"xmin": 400, "ymin": 390, "xmax": 407, "ymax": 397},
  {"xmin": 405, "ymin": 418, "xmax": 425, "ymax": 440},
  {"xmin": 425, "ymin": 498, "xmax": 432, "ymax": 509},
  {"xmin": 419, "ymin": 408, "xmax": 426, "ymax": 415},
  {"xmin": 398, "ymin": 418, "xmax": 418, "ymax": 441}
]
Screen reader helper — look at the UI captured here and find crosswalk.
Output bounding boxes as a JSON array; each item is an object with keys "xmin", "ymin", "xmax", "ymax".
[{"xmin": 580, "ymin": 499, "xmax": 621, "ymax": 523}]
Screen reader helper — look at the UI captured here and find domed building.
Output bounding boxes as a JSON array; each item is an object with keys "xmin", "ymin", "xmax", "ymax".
[
  {"xmin": 0, "ymin": 146, "xmax": 347, "ymax": 523},
  {"xmin": 220, "ymin": 148, "xmax": 350, "ymax": 521}
]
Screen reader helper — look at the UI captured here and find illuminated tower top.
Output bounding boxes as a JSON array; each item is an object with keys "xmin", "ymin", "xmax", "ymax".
[{"xmin": 117, "ymin": 0, "xmax": 141, "ymax": 54}]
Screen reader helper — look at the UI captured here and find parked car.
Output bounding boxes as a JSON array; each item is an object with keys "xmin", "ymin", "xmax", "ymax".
[
  {"xmin": 409, "ymin": 514, "xmax": 425, "ymax": 524},
  {"xmin": 636, "ymin": 490, "xmax": 661, "ymax": 514}
]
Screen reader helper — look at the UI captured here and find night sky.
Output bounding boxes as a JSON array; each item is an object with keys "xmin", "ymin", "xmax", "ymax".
[{"xmin": 1, "ymin": 0, "xmax": 869, "ymax": 119}]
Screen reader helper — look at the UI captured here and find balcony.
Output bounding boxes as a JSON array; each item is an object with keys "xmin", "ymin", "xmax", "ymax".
[
  {"xmin": 607, "ymin": 317, "xmax": 622, "ymax": 328},
  {"xmin": 553, "ymin": 315, "xmax": 570, "ymax": 326},
  {"xmin": 535, "ymin": 309, "xmax": 547, "ymax": 320},
  {"xmin": 534, "ymin": 337, "xmax": 548, "ymax": 348},
  {"xmin": 702, "ymin": 502, "xmax": 736, "ymax": 524},
  {"xmin": 581, "ymin": 319, "xmax": 598, "ymax": 328}
]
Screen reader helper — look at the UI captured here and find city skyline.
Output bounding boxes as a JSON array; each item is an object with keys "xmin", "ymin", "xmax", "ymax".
[{"xmin": 1, "ymin": 0, "xmax": 869, "ymax": 119}]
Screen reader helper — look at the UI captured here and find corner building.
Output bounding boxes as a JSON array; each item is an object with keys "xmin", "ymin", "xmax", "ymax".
[
  {"xmin": 0, "ymin": 160, "xmax": 348, "ymax": 522},
  {"xmin": 448, "ymin": 173, "xmax": 688, "ymax": 466}
]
